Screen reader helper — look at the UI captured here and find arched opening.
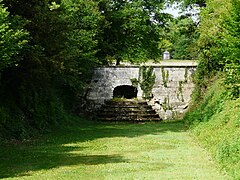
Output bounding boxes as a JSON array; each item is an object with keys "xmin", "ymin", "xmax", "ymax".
[{"xmin": 113, "ymin": 85, "xmax": 137, "ymax": 99}]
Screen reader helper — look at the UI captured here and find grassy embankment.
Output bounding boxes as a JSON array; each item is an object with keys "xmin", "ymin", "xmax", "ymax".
[
  {"xmin": 184, "ymin": 77, "xmax": 240, "ymax": 178},
  {"xmin": 0, "ymin": 120, "xmax": 227, "ymax": 179}
]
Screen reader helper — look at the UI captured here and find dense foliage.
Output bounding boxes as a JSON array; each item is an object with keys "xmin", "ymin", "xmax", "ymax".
[
  {"xmin": 97, "ymin": 0, "xmax": 170, "ymax": 64},
  {"xmin": 163, "ymin": 15, "xmax": 198, "ymax": 59},
  {"xmin": 184, "ymin": 0, "xmax": 240, "ymax": 178},
  {"xmin": 0, "ymin": 0, "xmax": 171, "ymax": 139},
  {"xmin": 221, "ymin": 0, "xmax": 240, "ymax": 98},
  {"xmin": 0, "ymin": 0, "xmax": 103, "ymax": 139},
  {"xmin": 193, "ymin": 0, "xmax": 239, "ymax": 98},
  {"xmin": 0, "ymin": 0, "xmax": 28, "ymax": 70}
]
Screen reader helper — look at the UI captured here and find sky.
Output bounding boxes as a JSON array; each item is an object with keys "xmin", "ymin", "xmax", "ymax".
[
  {"xmin": 163, "ymin": 4, "xmax": 181, "ymax": 17},
  {"xmin": 163, "ymin": 3, "xmax": 200, "ymax": 21}
]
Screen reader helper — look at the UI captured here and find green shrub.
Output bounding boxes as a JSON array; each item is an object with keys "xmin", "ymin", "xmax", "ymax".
[
  {"xmin": 184, "ymin": 78, "xmax": 226, "ymax": 125},
  {"xmin": 0, "ymin": 82, "xmax": 69, "ymax": 140}
]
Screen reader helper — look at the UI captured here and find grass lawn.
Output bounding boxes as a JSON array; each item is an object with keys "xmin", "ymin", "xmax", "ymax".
[{"xmin": 0, "ymin": 120, "xmax": 228, "ymax": 179}]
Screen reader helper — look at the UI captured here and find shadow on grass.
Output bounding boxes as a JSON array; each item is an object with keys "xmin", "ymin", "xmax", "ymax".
[{"xmin": 0, "ymin": 120, "xmax": 186, "ymax": 178}]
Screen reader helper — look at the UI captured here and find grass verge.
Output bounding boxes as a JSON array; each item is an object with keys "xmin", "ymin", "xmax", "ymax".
[
  {"xmin": 184, "ymin": 77, "xmax": 240, "ymax": 178},
  {"xmin": 0, "ymin": 119, "xmax": 227, "ymax": 179}
]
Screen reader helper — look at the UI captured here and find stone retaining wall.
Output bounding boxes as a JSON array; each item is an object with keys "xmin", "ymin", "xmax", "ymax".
[{"xmin": 87, "ymin": 64, "xmax": 196, "ymax": 119}]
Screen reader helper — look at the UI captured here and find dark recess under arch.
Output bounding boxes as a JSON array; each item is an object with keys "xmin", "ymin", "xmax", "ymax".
[{"xmin": 113, "ymin": 85, "xmax": 137, "ymax": 99}]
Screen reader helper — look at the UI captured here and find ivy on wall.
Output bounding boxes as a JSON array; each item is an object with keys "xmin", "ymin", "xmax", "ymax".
[
  {"xmin": 177, "ymin": 81, "xmax": 184, "ymax": 102},
  {"xmin": 131, "ymin": 66, "xmax": 156, "ymax": 99},
  {"xmin": 162, "ymin": 96, "xmax": 172, "ymax": 111},
  {"xmin": 161, "ymin": 67, "xmax": 169, "ymax": 87},
  {"xmin": 184, "ymin": 67, "xmax": 188, "ymax": 83},
  {"xmin": 140, "ymin": 66, "xmax": 156, "ymax": 99}
]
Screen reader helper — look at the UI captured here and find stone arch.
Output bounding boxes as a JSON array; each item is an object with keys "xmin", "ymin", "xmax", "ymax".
[{"xmin": 113, "ymin": 85, "xmax": 137, "ymax": 99}]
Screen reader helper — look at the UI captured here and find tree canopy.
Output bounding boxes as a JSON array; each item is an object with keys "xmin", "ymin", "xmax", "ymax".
[
  {"xmin": 194, "ymin": 0, "xmax": 239, "ymax": 98},
  {"xmin": 97, "ymin": 0, "xmax": 170, "ymax": 64},
  {"xmin": 0, "ymin": 0, "xmax": 28, "ymax": 70},
  {"xmin": 162, "ymin": 15, "xmax": 198, "ymax": 59},
  {"xmin": 0, "ymin": 0, "xmax": 170, "ymax": 138}
]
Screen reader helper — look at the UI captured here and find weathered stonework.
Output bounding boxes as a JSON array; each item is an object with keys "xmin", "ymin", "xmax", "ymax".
[{"xmin": 87, "ymin": 63, "xmax": 196, "ymax": 120}]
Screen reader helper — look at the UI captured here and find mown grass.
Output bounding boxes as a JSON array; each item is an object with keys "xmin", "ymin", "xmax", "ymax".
[
  {"xmin": 184, "ymin": 78, "xmax": 240, "ymax": 179},
  {"xmin": 0, "ymin": 120, "xmax": 227, "ymax": 179}
]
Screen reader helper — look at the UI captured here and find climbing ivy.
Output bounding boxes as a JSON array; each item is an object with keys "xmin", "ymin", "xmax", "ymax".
[
  {"xmin": 162, "ymin": 96, "xmax": 172, "ymax": 111},
  {"xmin": 139, "ymin": 66, "xmax": 156, "ymax": 99},
  {"xmin": 177, "ymin": 81, "xmax": 184, "ymax": 102},
  {"xmin": 161, "ymin": 67, "xmax": 169, "ymax": 87},
  {"xmin": 130, "ymin": 77, "xmax": 139, "ymax": 96},
  {"xmin": 131, "ymin": 66, "xmax": 156, "ymax": 99},
  {"xmin": 184, "ymin": 67, "xmax": 188, "ymax": 83},
  {"xmin": 130, "ymin": 78, "xmax": 139, "ymax": 89}
]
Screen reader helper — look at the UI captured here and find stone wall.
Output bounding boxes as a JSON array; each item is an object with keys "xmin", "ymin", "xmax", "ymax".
[{"xmin": 87, "ymin": 64, "xmax": 196, "ymax": 119}]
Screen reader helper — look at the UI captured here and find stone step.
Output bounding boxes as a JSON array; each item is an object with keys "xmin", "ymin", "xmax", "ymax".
[
  {"xmin": 104, "ymin": 100, "xmax": 148, "ymax": 106},
  {"xmin": 96, "ymin": 117, "xmax": 161, "ymax": 122},
  {"xmin": 97, "ymin": 113, "xmax": 160, "ymax": 119},
  {"xmin": 102, "ymin": 105, "xmax": 153, "ymax": 109},
  {"xmin": 94, "ymin": 99, "xmax": 162, "ymax": 122},
  {"xmin": 98, "ymin": 109, "xmax": 156, "ymax": 114}
]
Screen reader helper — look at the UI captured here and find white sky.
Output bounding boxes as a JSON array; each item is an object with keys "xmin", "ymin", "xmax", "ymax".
[
  {"xmin": 163, "ymin": 5, "xmax": 181, "ymax": 17},
  {"xmin": 163, "ymin": 3, "xmax": 200, "ymax": 21}
]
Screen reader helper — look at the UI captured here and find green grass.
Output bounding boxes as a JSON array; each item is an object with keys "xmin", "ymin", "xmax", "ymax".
[
  {"xmin": 0, "ymin": 120, "xmax": 228, "ymax": 179},
  {"xmin": 184, "ymin": 77, "xmax": 240, "ymax": 179}
]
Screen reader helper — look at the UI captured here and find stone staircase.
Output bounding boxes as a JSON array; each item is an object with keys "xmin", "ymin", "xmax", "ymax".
[{"xmin": 94, "ymin": 99, "xmax": 162, "ymax": 122}]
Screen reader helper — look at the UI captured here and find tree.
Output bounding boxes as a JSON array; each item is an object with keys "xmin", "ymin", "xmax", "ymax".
[
  {"xmin": 59, "ymin": 0, "xmax": 103, "ymax": 90},
  {"xmin": 196, "ymin": 0, "xmax": 231, "ymax": 75},
  {"xmin": 97, "ymin": 0, "xmax": 168, "ymax": 64},
  {"xmin": 189, "ymin": 0, "xmax": 240, "ymax": 98},
  {"xmin": 220, "ymin": 0, "xmax": 240, "ymax": 97},
  {"xmin": 0, "ymin": 0, "xmax": 28, "ymax": 70},
  {"xmin": 163, "ymin": 15, "xmax": 198, "ymax": 59},
  {"xmin": 2, "ymin": 0, "xmax": 103, "ymax": 90},
  {"xmin": 0, "ymin": 0, "xmax": 103, "ymax": 138}
]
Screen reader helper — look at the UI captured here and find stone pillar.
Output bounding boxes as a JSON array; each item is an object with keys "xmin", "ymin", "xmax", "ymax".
[{"xmin": 163, "ymin": 51, "xmax": 170, "ymax": 60}]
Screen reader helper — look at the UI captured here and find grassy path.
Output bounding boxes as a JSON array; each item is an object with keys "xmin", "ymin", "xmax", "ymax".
[{"xmin": 0, "ymin": 120, "xmax": 228, "ymax": 179}]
